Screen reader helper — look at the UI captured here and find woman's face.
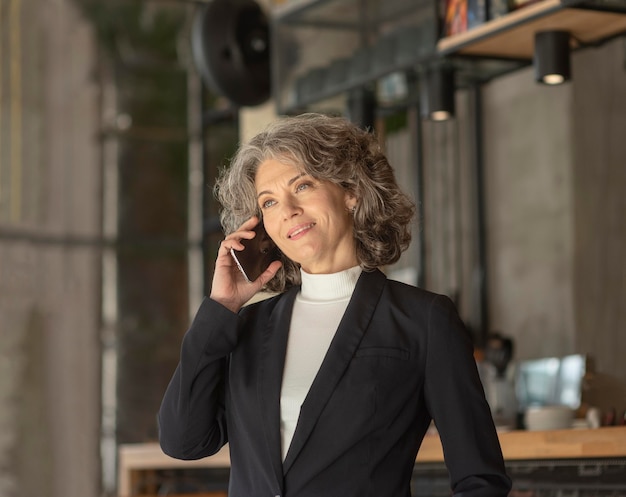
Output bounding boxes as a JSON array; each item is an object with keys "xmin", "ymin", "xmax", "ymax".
[{"xmin": 255, "ymin": 158, "xmax": 358, "ymax": 274}]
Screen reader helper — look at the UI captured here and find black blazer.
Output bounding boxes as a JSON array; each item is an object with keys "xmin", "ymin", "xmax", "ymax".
[{"xmin": 158, "ymin": 269, "xmax": 511, "ymax": 497}]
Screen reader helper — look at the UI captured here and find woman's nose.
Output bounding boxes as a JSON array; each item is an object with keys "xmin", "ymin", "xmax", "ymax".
[{"xmin": 281, "ymin": 197, "xmax": 302, "ymax": 220}]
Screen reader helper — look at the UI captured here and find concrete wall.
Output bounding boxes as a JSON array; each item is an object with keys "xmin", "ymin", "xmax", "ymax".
[
  {"xmin": 570, "ymin": 39, "xmax": 626, "ymax": 412},
  {"xmin": 480, "ymin": 37, "xmax": 626, "ymax": 410},
  {"xmin": 0, "ymin": 1, "xmax": 102, "ymax": 497},
  {"xmin": 482, "ymin": 65, "xmax": 576, "ymax": 360}
]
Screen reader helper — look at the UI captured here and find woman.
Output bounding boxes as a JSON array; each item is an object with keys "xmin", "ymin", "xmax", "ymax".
[{"xmin": 158, "ymin": 113, "xmax": 511, "ymax": 497}]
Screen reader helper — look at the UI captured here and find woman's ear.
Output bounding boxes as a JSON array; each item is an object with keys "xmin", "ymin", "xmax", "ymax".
[{"xmin": 344, "ymin": 191, "xmax": 358, "ymax": 212}]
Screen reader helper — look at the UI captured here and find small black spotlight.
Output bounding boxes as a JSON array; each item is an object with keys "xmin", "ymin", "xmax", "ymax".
[
  {"xmin": 347, "ymin": 87, "xmax": 377, "ymax": 131},
  {"xmin": 534, "ymin": 30, "xmax": 571, "ymax": 85},
  {"xmin": 420, "ymin": 65, "xmax": 455, "ymax": 121}
]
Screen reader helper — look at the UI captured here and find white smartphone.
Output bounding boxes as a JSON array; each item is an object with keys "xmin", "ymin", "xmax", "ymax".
[{"xmin": 229, "ymin": 223, "xmax": 279, "ymax": 282}]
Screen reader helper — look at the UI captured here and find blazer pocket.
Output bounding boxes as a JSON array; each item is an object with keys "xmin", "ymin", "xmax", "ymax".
[{"xmin": 355, "ymin": 346, "xmax": 409, "ymax": 361}]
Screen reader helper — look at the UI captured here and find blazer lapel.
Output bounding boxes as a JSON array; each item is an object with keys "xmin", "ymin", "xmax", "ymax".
[
  {"xmin": 282, "ymin": 269, "xmax": 387, "ymax": 474},
  {"xmin": 257, "ymin": 286, "xmax": 299, "ymax": 490}
]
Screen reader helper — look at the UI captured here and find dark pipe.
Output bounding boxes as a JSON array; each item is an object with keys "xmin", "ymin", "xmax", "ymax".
[
  {"xmin": 472, "ymin": 83, "xmax": 489, "ymax": 346},
  {"xmin": 413, "ymin": 104, "xmax": 427, "ymax": 290}
]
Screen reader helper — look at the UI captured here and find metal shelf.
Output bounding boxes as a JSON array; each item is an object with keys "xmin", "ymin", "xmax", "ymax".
[
  {"xmin": 270, "ymin": 0, "xmax": 626, "ymax": 113},
  {"xmin": 270, "ymin": 0, "xmax": 439, "ymax": 112}
]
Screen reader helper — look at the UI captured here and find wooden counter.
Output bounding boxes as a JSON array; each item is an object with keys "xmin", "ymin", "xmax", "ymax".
[
  {"xmin": 118, "ymin": 426, "xmax": 626, "ymax": 496},
  {"xmin": 416, "ymin": 425, "xmax": 626, "ymax": 462},
  {"xmin": 118, "ymin": 444, "xmax": 230, "ymax": 497}
]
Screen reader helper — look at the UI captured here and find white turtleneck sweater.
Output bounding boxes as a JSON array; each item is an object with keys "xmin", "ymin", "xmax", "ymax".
[{"xmin": 279, "ymin": 266, "xmax": 362, "ymax": 461}]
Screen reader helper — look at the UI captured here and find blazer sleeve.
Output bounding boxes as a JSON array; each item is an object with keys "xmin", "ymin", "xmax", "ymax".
[
  {"xmin": 158, "ymin": 297, "xmax": 239, "ymax": 460},
  {"xmin": 424, "ymin": 295, "xmax": 512, "ymax": 497}
]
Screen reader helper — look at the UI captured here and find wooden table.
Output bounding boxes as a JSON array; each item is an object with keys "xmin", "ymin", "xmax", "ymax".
[{"xmin": 118, "ymin": 426, "xmax": 626, "ymax": 496}]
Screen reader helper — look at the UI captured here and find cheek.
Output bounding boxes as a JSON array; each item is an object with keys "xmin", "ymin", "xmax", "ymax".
[
  {"xmin": 262, "ymin": 217, "xmax": 278, "ymax": 240},
  {"xmin": 261, "ymin": 215, "xmax": 282, "ymax": 247}
]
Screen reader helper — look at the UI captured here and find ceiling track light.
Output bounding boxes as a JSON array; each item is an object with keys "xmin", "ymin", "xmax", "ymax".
[
  {"xmin": 534, "ymin": 30, "xmax": 572, "ymax": 85},
  {"xmin": 419, "ymin": 65, "xmax": 456, "ymax": 122}
]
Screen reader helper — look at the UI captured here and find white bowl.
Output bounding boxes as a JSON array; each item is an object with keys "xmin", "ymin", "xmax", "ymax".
[{"xmin": 524, "ymin": 405, "xmax": 574, "ymax": 431}]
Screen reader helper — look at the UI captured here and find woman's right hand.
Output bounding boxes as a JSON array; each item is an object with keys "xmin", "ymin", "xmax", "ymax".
[{"xmin": 209, "ymin": 216, "xmax": 282, "ymax": 313}]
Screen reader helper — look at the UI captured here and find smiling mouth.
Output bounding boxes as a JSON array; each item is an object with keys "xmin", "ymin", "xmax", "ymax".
[{"xmin": 287, "ymin": 223, "xmax": 316, "ymax": 239}]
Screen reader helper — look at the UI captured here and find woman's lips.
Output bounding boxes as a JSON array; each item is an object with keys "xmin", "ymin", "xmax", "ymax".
[{"xmin": 287, "ymin": 222, "xmax": 315, "ymax": 240}]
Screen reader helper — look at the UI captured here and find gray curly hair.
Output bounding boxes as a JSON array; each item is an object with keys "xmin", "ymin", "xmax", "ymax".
[{"xmin": 214, "ymin": 113, "xmax": 415, "ymax": 293}]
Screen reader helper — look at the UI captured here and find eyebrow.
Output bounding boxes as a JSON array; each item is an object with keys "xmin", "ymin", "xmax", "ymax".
[{"xmin": 256, "ymin": 172, "xmax": 307, "ymax": 199}]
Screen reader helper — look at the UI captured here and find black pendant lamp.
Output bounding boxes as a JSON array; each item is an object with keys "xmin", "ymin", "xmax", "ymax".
[
  {"xmin": 420, "ymin": 65, "xmax": 455, "ymax": 121},
  {"xmin": 534, "ymin": 30, "xmax": 571, "ymax": 85}
]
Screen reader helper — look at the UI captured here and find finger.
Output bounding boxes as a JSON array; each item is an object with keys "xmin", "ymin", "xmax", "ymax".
[
  {"xmin": 223, "ymin": 216, "xmax": 261, "ymax": 250},
  {"xmin": 217, "ymin": 238, "xmax": 236, "ymax": 255},
  {"xmin": 239, "ymin": 215, "xmax": 260, "ymax": 231},
  {"xmin": 217, "ymin": 241, "xmax": 246, "ymax": 265},
  {"xmin": 254, "ymin": 260, "xmax": 282, "ymax": 288},
  {"xmin": 228, "ymin": 216, "xmax": 259, "ymax": 239},
  {"xmin": 221, "ymin": 232, "xmax": 253, "ymax": 254}
]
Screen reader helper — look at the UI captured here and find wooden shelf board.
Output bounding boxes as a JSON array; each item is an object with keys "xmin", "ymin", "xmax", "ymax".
[{"xmin": 438, "ymin": 0, "xmax": 626, "ymax": 59}]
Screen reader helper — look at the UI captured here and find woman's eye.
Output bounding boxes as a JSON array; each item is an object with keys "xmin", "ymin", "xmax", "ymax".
[
  {"xmin": 261, "ymin": 199, "xmax": 275, "ymax": 209},
  {"xmin": 296, "ymin": 182, "xmax": 311, "ymax": 192}
]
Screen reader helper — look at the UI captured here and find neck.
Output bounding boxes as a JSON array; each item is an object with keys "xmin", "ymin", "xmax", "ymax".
[
  {"xmin": 300, "ymin": 255, "xmax": 359, "ymax": 275},
  {"xmin": 299, "ymin": 266, "xmax": 361, "ymax": 302}
]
